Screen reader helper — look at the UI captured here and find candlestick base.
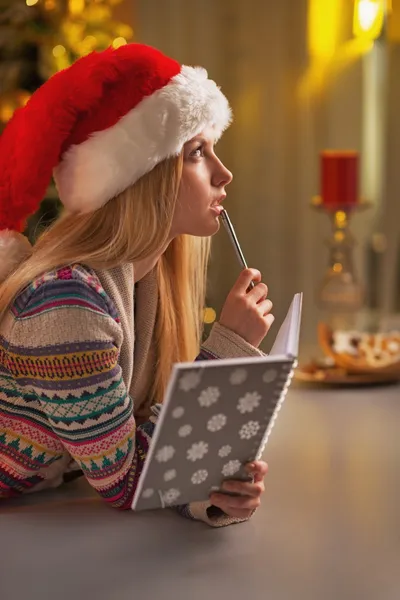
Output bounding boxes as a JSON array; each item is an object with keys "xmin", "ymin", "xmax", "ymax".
[
  {"xmin": 311, "ymin": 196, "xmax": 371, "ymax": 213},
  {"xmin": 311, "ymin": 200, "xmax": 370, "ymax": 314}
]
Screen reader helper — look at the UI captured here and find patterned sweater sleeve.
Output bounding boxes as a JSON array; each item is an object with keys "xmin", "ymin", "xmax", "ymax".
[{"xmin": 5, "ymin": 274, "xmax": 155, "ymax": 509}]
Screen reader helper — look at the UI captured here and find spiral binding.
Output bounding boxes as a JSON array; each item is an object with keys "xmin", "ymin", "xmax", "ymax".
[
  {"xmin": 158, "ymin": 490, "xmax": 166, "ymax": 509},
  {"xmin": 255, "ymin": 360, "xmax": 297, "ymax": 459}
]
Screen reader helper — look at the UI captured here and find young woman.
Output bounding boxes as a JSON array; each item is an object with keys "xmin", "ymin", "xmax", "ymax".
[{"xmin": 0, "ymin": 44, "xmax": 274, "ymax": 527}]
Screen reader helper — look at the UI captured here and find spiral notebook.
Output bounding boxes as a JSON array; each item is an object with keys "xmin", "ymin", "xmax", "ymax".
[{"xmin": 131, "ymin": 292, "xmax": 303, "ymax": 511}]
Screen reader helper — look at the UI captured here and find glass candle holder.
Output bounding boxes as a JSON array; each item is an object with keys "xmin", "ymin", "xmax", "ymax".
[{"xmin": 311, "ymin": 196, "xmax": 370, "ymax": 313}]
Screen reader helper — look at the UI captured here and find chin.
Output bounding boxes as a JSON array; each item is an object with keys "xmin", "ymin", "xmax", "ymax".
[{"xmin": 193, "ymin": 216, "xmax": 221, "ymax": 237}]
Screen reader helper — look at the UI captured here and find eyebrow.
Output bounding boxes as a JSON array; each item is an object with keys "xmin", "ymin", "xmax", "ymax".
[{"xmin": 187, "ymin": 136, "xmax": 213, "ymax": 146}]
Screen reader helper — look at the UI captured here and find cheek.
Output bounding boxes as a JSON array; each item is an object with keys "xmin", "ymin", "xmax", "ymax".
[
  {"xmin": 171, "ymin": 165, "xmax": 215, "ymax": 236},
  {"xmin": 180, "ymin": 165, "xmax": 210, "ymax": 201},
  {"xmin": 173, "ymin": 186, "xmax": 195, "ymax": 230},
  {"xmin": 177, "ymin": 184, "xmax": 206, "ymax": 221}
]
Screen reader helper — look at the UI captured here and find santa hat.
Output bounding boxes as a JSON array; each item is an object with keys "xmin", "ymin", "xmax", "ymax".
[{"xmin": 0, "ymin": 43, "xmax": 232, "ymax": 279}]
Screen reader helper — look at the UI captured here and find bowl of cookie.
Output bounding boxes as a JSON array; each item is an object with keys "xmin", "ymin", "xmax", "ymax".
[{"xmin": 295, "ymin": 323, "xmax": 400, "ymax": 386}]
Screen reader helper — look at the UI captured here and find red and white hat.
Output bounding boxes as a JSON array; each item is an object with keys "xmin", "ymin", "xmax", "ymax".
[{"xmin": 0, "ymin": 43, "xmax": 232, "ymax": 277}]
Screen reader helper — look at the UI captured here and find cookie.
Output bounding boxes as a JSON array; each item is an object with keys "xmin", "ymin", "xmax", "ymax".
[{"xmin": 317, "ymin": 322, "xmax": 400, "ymax": 375}]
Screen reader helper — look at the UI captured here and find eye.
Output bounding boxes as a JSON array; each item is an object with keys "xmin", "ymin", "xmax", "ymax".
[{"xmin": 190, "ymin": 144, "xmax": 205, "ymax": 158}]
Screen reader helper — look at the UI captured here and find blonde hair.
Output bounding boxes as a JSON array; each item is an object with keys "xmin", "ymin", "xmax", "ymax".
[{"xmin": 0, "ymin": 155, "xmax": 211, "ymax": 403}]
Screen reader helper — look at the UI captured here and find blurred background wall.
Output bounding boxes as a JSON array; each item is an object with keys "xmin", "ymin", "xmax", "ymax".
[{"xmin": 132, "ymin": 0, "xmax": 400, "ymax": 356}]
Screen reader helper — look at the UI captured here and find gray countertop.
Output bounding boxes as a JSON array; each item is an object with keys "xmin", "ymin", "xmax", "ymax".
[{"xmin": 1, "ymin": 383, "xmax": 400, "ymax": 600}]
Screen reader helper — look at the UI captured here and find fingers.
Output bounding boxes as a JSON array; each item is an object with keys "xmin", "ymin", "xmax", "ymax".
[
  {"xmin": 246, "ymin": 461, "xmax": 269, "ymax": 483},
  {"xmin": 256, "ymin": 298, "xmax": 273, "ymax": 316},
  {"xmin": 209, "ymin": 461, "xmax": 269, "ymax": 518},
  {"xmin": 263, "ymin": 313, "xmax": 275, "ymax": 330},
  {"xmin": 248, "ymin": 281, "xmax": 269, "ymax": 302},
  {"xmin": 210, "ymin": 492, "xmax": 261, "ymax": 516},
  {"xmin": 220, "ymin": 268, "xmax": 273, "ymax": 348},
  {"xmin": 221, "ymin": 479, "xmax": 265, "ymax": 498},
  {"xmin": 235, "ymin": 268, "xmax": 261, "ymax": 294}
]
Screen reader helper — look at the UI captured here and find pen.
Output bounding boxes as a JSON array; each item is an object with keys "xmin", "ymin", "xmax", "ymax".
[{"xmin": 219, "ymin": 209, "xmax": 255, "ymax": 289}]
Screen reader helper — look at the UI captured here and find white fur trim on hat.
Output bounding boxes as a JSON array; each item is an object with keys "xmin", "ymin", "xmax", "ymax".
[{"xmin": 53, "ymin": 66, "xmax": 232, "ymax": 213}]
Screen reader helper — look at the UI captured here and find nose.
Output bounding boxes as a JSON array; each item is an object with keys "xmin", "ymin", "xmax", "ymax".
[{"xmin": 213, "ymin": 158, "xmax": 233, "ymax": 188}]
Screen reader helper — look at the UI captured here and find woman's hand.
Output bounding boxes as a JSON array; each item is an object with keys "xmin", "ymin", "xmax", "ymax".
[
  {"xmin": 209, "ymin": 461, "xmax": 268, "ymax": 519},
  {"xmin": 219, "ymin": 268, "xmax": 274, "ymax": 348}
]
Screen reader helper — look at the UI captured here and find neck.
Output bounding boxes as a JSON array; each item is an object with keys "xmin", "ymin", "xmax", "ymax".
[{"xmin": 133, "ymin": 239, "xmax": 172, "ymax": 282}]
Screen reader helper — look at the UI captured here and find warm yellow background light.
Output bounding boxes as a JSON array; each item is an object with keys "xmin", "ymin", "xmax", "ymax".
[
  {"xmin": 353, "ymin": 0, "xmax": 386, "ymax": 40},
  {"xmin": 307, "ymin": 0, "xmax": 342, "ymax": 59},
  {"xmin": 112, "ymin": 37, "xmax": 127, "ymax": 49},
  {"xmin": 69, "ymin": 0, "xmax": 85, "ymax": 15},
  {"xmin": 203, "ymin": 308, "xmax": 217, "ymax": 325},
  {"xmin": 299, "ymin": 0, "xmax": 375, "ymax": 99}
]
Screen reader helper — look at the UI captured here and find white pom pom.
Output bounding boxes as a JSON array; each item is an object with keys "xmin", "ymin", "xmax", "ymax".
[{"xmin": 0, "ymin": 230, "xmax": 32, "ymax": 283}]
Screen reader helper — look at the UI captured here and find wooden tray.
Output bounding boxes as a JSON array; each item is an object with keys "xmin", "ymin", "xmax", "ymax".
[{"xmin": 295, "ymin": 362, "xmax": 400, "ymax": 387}]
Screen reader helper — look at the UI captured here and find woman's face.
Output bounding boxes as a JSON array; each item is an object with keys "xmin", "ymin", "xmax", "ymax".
[{"xmin": 170, "ymin": 126, "xmax": 233, "ymax": 238}]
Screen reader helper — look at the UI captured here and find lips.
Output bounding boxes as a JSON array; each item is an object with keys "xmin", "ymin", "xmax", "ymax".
[
  {"xmin": 211, "ymin": 204, "xmax": 224, "ymax": 215},
  {"xmin": 211, "ymin": 194, "xmax": 226, "ymax": 209}
]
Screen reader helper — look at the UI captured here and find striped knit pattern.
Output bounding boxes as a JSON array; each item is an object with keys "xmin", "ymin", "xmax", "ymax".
[
  {"xmin": 0, "ymin": 266, "xmax": 155, "ymax": 508},
  {"xmin": 0, "ymin": 263, "xmax": 262, "ymax": 526}
]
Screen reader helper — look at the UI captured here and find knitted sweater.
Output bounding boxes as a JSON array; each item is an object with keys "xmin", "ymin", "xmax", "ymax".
[{"xmin": 0, "ymin": 263, "xmax": 262, "ymax": 526}]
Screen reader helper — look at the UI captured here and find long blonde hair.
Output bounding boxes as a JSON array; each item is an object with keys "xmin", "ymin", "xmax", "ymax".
[{"xmin": 0, "ymin": 155, "xmax": 211, "ymax": 403}]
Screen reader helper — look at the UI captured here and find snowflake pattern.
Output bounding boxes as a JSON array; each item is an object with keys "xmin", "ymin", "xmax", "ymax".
[
  {"xmin": 263, "ymin": 369, "xmax": 278, "ymax": 383},
  {"xmin": 222, "ymin": 460, "xmax": 241, "ymax": 477},
  {"xmin": 191, "ymin": 469, "xmax": 208, "ymax": 485},
  {"xmin": 162, "ymin": 488, "xmax": 181, "ymax": 505},
  {"xmin": 198, "ymin": 386, "xmax": 220, "ymax": 408},
  {"xmin": 229, "ymin": 368, "xmax": 248, "ymax": 385},
  {"xmin": 187, "ymin": 441, "xmax": 209, "ymax": 462},
  {"xmin": 237, "ymin": 391, "xmax": 261, "ymax": 414},
  {"xmin": 172, "ymin": 406, "xmax": 185, "ymax": 419},
  {"xmin": 156, "ymin": 445, "xmax": 175, "ymax": 463},
  {"xmin": 142, "ymin": 488, "xmax": 154, "ymax": 499},
  {"xmin": 178, "ymin": 424, "xmax": 192, "ymax": 438},
  {"xmin": 218, "ymin": 445, "xmax": 232, "ymax": 458},
  {"xmin": 239, "ymin": 420, "xmax": 261, "ymax": 440},
  {"xmin": 163, "ymin": 469, "xmax": 177, "ymax": 482},
  {"xmin": 179, "ymin": 371, "xmax": 202, "ymax": 392},
  {"xmin": 207, "ymin": 413, "xmax": 227, "ymax": 432}
]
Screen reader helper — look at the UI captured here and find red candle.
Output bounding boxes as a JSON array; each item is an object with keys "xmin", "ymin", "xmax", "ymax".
[{"xmin": 320, "ymin": 151, "xmax": 359, "ymax": 207}]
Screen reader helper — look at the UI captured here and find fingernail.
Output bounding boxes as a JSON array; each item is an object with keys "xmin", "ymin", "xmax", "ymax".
[{"xmin": 247, "ymin": 462, "xmax": 256, "ymax": 470}]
